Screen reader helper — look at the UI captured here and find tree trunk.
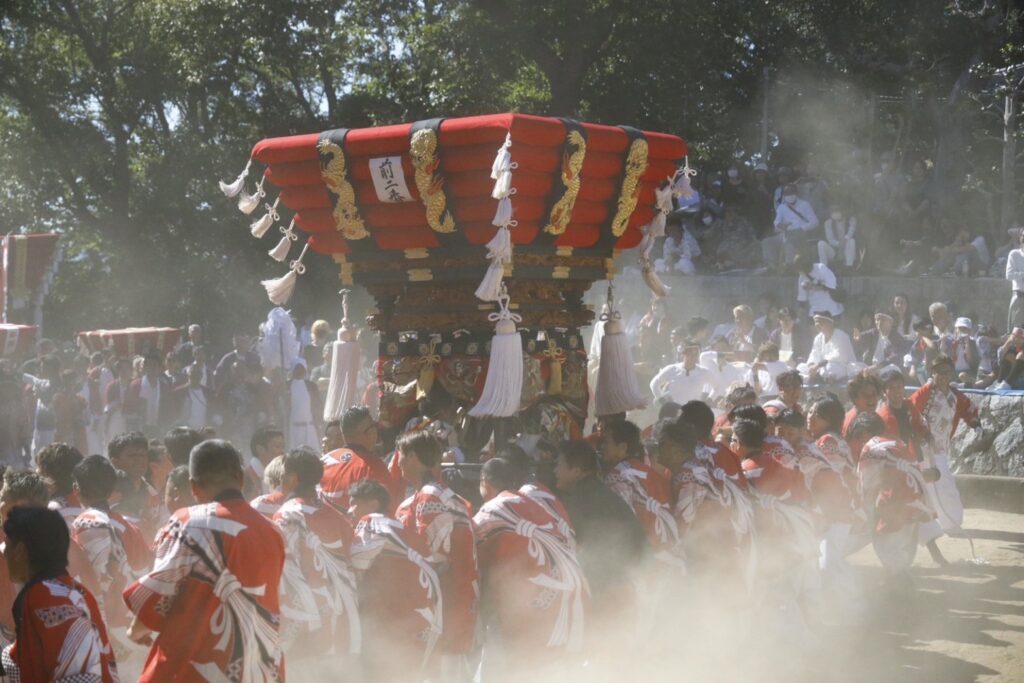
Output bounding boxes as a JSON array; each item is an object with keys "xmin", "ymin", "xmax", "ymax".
[{"xmin": 1003, "ymin": 90, "xmax": 1018, "ymax": 230}]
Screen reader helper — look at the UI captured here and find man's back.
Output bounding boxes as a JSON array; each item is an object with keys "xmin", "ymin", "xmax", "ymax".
[
  {"xmin": 320, "ymin": 447, "xmax": 403, "ymax": 513},
  {"xmin": 124, "ymin": 495, "xmax": 285, "ymax": 682}
]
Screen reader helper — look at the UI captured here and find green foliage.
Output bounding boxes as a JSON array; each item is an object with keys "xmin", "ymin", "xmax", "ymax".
[{"xmin": 0, "ymin": 0, "xmax": 1021, "ymax": 342}]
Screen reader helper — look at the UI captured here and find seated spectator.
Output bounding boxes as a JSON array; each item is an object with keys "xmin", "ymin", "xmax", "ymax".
[
  {"xmin": 699, "ymin": 337, "xmax": 749, "ymax": 402},
  {"xmin": 650, "ymin": 340, "xmax": 714, "ymax": 405},
  {"xmin": 818, "ymin": 202, "xmax": 858, "ymax": 270},
  {"xmin": 929, "ymin": 227, "xmax": 990, "ymax": 277},
  {"xmin": 904, "ymin": 319, "xmax": 941, "ymax": 386},
  {"xmin": 856, "ymin": 311, "xmax": 907, "ymax": 371},
  {"xmin": 762, "ymin": 183, "xmax": 819, "ymax": 269},
  {"xmin": 993, "ymin": 328, "xmax": 1024, "ymax": 390},
  {"xmin": 929, "ymin": 302, "xmax": 953, "ymax": 340},
  {"xmin": 796, "ymin": 256, "xmax": 844, "ymax": 318},
  {"xmin": 655, "ymin": 219, "xmax": 701, "ymax": 275},
  {"xmin": 892, "ymin": 293, "xmax": 921, "ymax": 341},
  {"xmin": 686, "ymin": 316, "xmax": 712, "ymax": 349},
  {"xmin": 748, "ymin": 343, "xmax": 791, "ymax": 398},
  {"xmin": 940, "ymin": 317, "xmax": 980, "ymax": 385},
  {"xmin": 974, "ymin": 325, "xmax": 1001, "ymax": 388},
  {"xmin": 991, "ymin": 227, "xmax": 1021, "ymax": 277},
  {"xmin": 727, "ymin": 305, "xmax": 766, "ymax": 357},
  {"xmin": 767, "ymin": 307, "xmax": 812, "ymax": 363},
  {"xmin": 798, "ymin": 311, "xmax": 861, "ymax": 383}
]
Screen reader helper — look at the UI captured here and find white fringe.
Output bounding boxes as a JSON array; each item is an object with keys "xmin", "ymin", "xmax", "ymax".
[
  {"xmin": 490, "ymin": 133, "xmax": 512, "ymax": 180},
  {"xmin": 323, "ymin": 338, "xmax": 362, "ymax": 421},
  {"xmin": 219, "ymin": 160, "xmax": 252, "ymax": 198},
  {"xmin": 238, "ymin": 176, "xmax": 266, "ymax": 215},
  {"xmin": 492, "ymin": 196, "xmax": 513, "ymax": 227},
  {"xmin": 469, "ymin": 323, "xmax": 523, "ymax": 418},
  {"xmin": 261, "ymin": 241, "xmax": 309, "ymax": 305},
  {"xmin": 491, "ymin": 170, "xmax": 512, "ymax": 199},
  {"xmin": 269, "ymin": 219, "xmax": 298, "ymax": 261},
  {"xmin": 250, "ymin": 197, "xmax": 280, "ymax": 238},
  {"xmin": 594, "ymin": 320, "xmax": 647, "ymax": 416}
]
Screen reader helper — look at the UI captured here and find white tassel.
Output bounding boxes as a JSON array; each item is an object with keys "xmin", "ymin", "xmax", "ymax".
[
  {"xmin": 219, "ymin": 160, "xmax": 252, "ymax": 198},
  {"xmin": 490, "ymin": 132, "xmax": 512, "ymax": 180},
  {"xmin": 492, "ymin": 170, "xmax": 513, "ymax": 199},
  {"xmin": 238, "ymin": 175, "xmax": 266, "ymax": 215},
  {"xmin": 475, "ymin": 224, "xmax": 513, "ymax": 301},
  {"xmin": 250, "ymin": 197, "xmax": 280, "ymax": 239},
  {"xmin": 594, "ymin": 287, "xmax": 647, "ymax": 416},
  {"xmin": 673, "ymin": 156, "xmax": 697, "ymax": 200},
  {"xmin": 261, "ymin": 241, "xmax": 309, "ymax": 305},
  {"xmin": 323, "ymin": 335, "xmax": 361, "ymax": 421},
  {"xmin": 469, "ymin": 287, "xmax": 523, "ymax": 418},
  {"xmin": 492, "ymin": 196, "xmax": 513, "ymax": 227},
  {"xmin": 648, "ymin": 184, "xmax": 673, "ymax": 238},
  {"xmin": 269, "ymin": 218, "xmax": 298, "ymax": 261}
]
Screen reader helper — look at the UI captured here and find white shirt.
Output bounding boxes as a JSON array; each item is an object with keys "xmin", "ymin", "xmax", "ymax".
[
  {"xmin": 797, "ymin": 262, "xmax": 844, "ymax": 316},
  {"xmin": 774, "ymin": 199, "xmax": 819, "ymax": 234},
  {"xmin": 649, "ymin": 364, "xmax": 714, "ymax": 404},
  {"xmin": 697, "ymin": 351, "xmax": 749, "ymax": 400},
  {"xmin": 1006, "ymin": 248, "xmax": 1024, "ymax": 292},
  {"xmin": 824, "ymin": 217, "xmax": 856, "ymax": 244},
  {"xmin": 807, "ymin": 329, "xmax": 857, "ymax": 367},
  {"xmin": 748, "ymin": 360, "xmax": 791, "ymax": 397},
  {"xmin": 872, "ymin": 335, "xmax": 888, "ymax": 364},
  {"xmin": 184, "ymin": 387, "xmax": 207, "ymax": 429}
]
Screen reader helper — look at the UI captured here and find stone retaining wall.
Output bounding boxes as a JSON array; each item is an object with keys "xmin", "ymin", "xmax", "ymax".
[{"xmin": 953, "ymin": 393, "xmax": 1024, "ymax": 478}]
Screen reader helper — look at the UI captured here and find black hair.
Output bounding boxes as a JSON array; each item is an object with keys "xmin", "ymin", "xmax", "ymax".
[
  {"xmin": 657, "ymin": 401, "xmax": 683, "ymax": 421},
  {"xmin": 36, "ymin": 443, "xmax": 83, "ymax": 496},
  {"xmin": 348, "ymin": 479, "xmax": 390, "ymax": 512},
  {"xmin": 679, "ymin": 400, "xmax": 715, "ymax": 439},
  {"xmin": 775, "ymin": 408, "xmax": 805, "ymax": 429},
  {"xmin": 725, "ymin": 384, "xmax": 757, "ymax": 406},
  {"xmin": 847, "ymin": 370, "xmax": 882, "ymax": 402},
  {"xmin": 341, "ymin": 406, "xmax": 373, "ymax": 438},
  {"xmin": 250, "ymin": 424, "xmax": 284, "ymax": 458},
  {"xmin": 556, "ymin": 440, "xmax": 599, "ymax": 474},
  {"xmin": 929, "ymin": 354, "xmax": 955, "ymax": 372},
  {"xmin": 1, "ymin": 470, "xmax": 49, "ymax": 507},
  {"xmin": 4, "ymin": 507, "xmax": 68, "ymax": 575},
  {"xmin": 809, "ymin": 394, "xmax": 845, "ymax": 434},
  {"xmin": 495, "ymin": 444, "xmax": 531, "ymax": 487},
  {"xmin": 687, "ymin": 317, "xmax": 710, "ymax": 336},
  {"xmin": 879, "ymin": 368, "xmax": 904, "ymax": 386},
  {"xmin": 729, "ymin": 404, "xmax": 768, "ymax": 428},
  {"xmin": 776, "ymin": 369, "xmax": 803, "ymax": 389},
  {"xmin": 732, "ymin": 419, "xmax": 765, "ymax": 450},
  {"xmin": 659, "ymin": 419, "xmax": 697, "ymax": 453},
  {"xmin": 166, "ymin": 465, "xmax": 191, "ymax": 492},
  {"xmin": 281, "ymin": 447, "xmax": 324, "ymax": 491},
  {"xmin": 603, "ymin": 420, "xmax": 643, "ymax": 458},
  {"xmin": 189, "ymin": 439, "xmax": 244, "ymax": 488},
  {"xmin": 848, "ymin": 411, "xmax": 885, "ymax": 441},
  {"xmin": 164, "ymin": 427, "xmax": 204, "ymax": 467},
  {"xmin": 73, "ymin": 454, "xmax": 118, "ymax": 502},
  {"xmin": 396, "ymin": 431, "xmax": 443, "ymax": 469},
  {"xmin": 481, "ymin": 457, "xmax": 516, "ymax": 492},
  {"xmin": 108, "ymin": 431, "xmax": 148, "ymax": 461}
]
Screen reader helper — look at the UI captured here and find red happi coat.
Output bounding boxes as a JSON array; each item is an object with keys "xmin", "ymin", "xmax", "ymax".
[
  {"xmin": 908, "ymin": 382, "xmax": 979, "ymax": 442},
  {"xmin": 742, "ymin": 436, "xmax": 810, "ymax": 505},
  {"xmin": 252, "ymin": 489, "xmax": 288, "ymax": 519},
  {"xmin": 698, "ymin": 440, "xmax": 749, "ymax": 491},
  {"xmin": 274, "ymin": 495, "xmax": 361, "ymax": 659},
  {"xmin": 604, "ymin": 459, "xmax": 682, "ymax": 567},
  {"xmin": 123, "ymin": 494, "xmax": 286, "ymax": 683},
  {"xmin": 876, "ymin": 401, "xmax": 930, "ymax": 461},
  {"xmin": 812, "ymin": 433, "xmax": 863, "ymax": 525},
  {"xmin": 350, "ymin": 513, "xmax": 443, "ymax": 678},
  {"xmin": 48, "ymin": 491, "xmax": 83, "ymax": 529},
  {"xmin": 71, "ymin": 507, "xmax": 152, "ymax": 629},
  {"xmin": 8, "ymin": 573, "xmax": 119, "ymax": 683},
  {"xmin": 396, "ymin": 482, "xmax": 479, "ymax": 655},
  {"xmin": 320, "ymin": 448, "xmax": 405, "ymax": 514},
  {"xmin": 858, "ymin": 436, "xmax": 935, "ymax": 534},
  {"xmin": 473, "ymin": 490, "xmax": 588, "ymax": 662},
  {"xmin": 113, "ymin": 479, "xmax": 165, "ymax": 545}
]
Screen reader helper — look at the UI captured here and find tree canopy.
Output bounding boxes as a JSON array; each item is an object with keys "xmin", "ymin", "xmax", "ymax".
[{"xmin": 1, "ymin": 0, "xmax": 1021, "ymax": 340}]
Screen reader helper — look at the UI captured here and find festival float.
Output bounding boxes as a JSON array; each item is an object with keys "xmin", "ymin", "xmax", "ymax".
[
  {"xmin": 220, "ymin": 113, "xmax": 688, "ymax": 453},
  {"xmin": 78, "ymin": 327, "xmax": 182, "ymax": 358},
  {"xmin": 0, "ymin": 232, "xmax": 61, "ymax": 331}
]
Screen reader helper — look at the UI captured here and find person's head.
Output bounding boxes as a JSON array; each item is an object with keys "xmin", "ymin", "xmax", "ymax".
[
  {"xmin": 913, "ymin": 318, "xmax": 933, "ymax": 339},
  {"xmin": 348, "ymin": 480, "xmax": 390, "ymax": 520},
  {"xmin": 658, "ymin": 401, "xmax": 683, "ymax": 423},
  {"xmin": 0, "ymin": 470, "xmax": 49, "ymax": 522},
  {"xmin": 656, "ymin": 419, "xmax": 697, "ymax": 473},
  {"xmin": 89, "ymin": 351, "xmax": 104, "ymax": 368},
  {"xmin": 678, "ymin": 400, "xmax": 715, "ymax": 440},
  {"xmin": 756, "ymin": 342, "xmax": 780, "ymax": 363},
  {"xmin": 929, "ymin": 302, "xmax": 949, "ymax": 330},
  {"xmin": 188, "ymin": 324, "xmax": 203, "ymax": 344},
  {"xmin": 733, "ymin": 305, "xmax": 754, "ymax": 332},
  {"xmin": 782, "ymin": 183, "xmax": 798, "ymax": 205},
  {"xmin": 954, "ymin": 317, "xmax": 973, "ymax": 338},
  {"xmin": 848, "ymin": 411, "xmax": 885, "ymax": 444},
  {"xmin": 164, "ymin": 465, "xmax": 194, "ymax": 512},
  {"xmin": 115, "ymin": 357, "xmax": 133, "ymax": 381},
  {"xmin": 812, "ymin": 312, "xmax": 835, "ymax": 337},
  {"xmin": 929, "ymin": 355, "xmax": 956, "ymax": 392},
  {"xmin": 479, "ymin": 457, "xmax": 516, "ymax": 502},
  {"xmin": 600, "ymin": 420, "xmax": 643, "ymax": 467},
  {"xmin": 291, "ymin": 359, "xmax": 308, "ymax": 381},
  {"xmin": 35, "ymin": 442, "xmax": 83, "ymax": 498},
  {"xmin": 879, "ymin": 368, "xmax": 906, "ymax": 408},
  {"xmin": 165, "ymin": 351, "xmax": 181, "ymax": 375},
  {"xmin": 875, "ymin": 311, "xmax": 894, "ymax": 337},
  {"xmin": 396, "ymin": 431, "xmax": 443, "ymax": 486},
  {"xmin": 730, "ymin": 419, "xmax": 765, "ymax": 458},
  {"xmin": 142, "ymin": 352, "xmax": 163, "ymax": 378},
  {"xmin": 108, "ymin": 431, "xmax": 150, "ymax": 481},
  {"xmin": 725, "ymin": 384, "xmax": 757, "ymax": 411},
  {"xmin": 341, "ymin": 406, "xmax": 378, "ymax": 452},
  {"xmin": 687, "ymin": 317, "xmax": 710, "ymax": 343},
  {"xmin": 263, "ymin": 455, "xmax": 286, "ymax": 492},
  {"xmin": 554, "ymin": 440, "xmax": 600, "ymax": 491},
  {"xmin": 250, "ymin": 425, "xmax": 286, "ymax": 465},
  {"xmin": 311, "ymin": 320, "xmax": 331, "ymax": 345},
  {"xmin": 848, "ymin": 370, "xmax": 881, "ymax": 412},
  {"xmin": 775, "ymin": 409, "xmax": 806, "ymax": 446},
  {"xmin": 776, "ymin": 370, "xmax": 803, "ymax": 407},
  {"xmin": 678, "ymin": 340, "xmax": 701, "ymax": 369},
  {"xmin": 164, "ymin": 427, "xmax": 204, "ymax": 467},
  {"xmin": 189, "ymin": 439, "xmax": 245, "ymax": 503},
  {"xmin": 232, "ymin": 334, "xmax": 251, "ymax": 354},
  {"xmin": 73, "ymin": 455, "xmax": 118, "ymax": 506},
  {"xmin": 777, "ymin": 307, "xmax": 796, "ymax": 333},
  {"xmin": 4, "ymin": 507, "xmax": 69, "ymax": 583},
  {"xmin": 280, "ymin": 448, "xmax": 324, "ymax": 498},
  {"xmin": 893, "ymin": 294, "xmax": 910, "ymax": 318},
  {"xmin": 321, "ymin": 419, "xmax": 343, "ymax": 454},
  {"xmin": 730, "ymin": 404, "xmax": 769, "ymax": 429},
  {"xmin": 186, "ymin": 363, "xmax": 204, "ymax": 387},
  {"xmin": 806, "ymin": 393, "xmax": 845, "ymax": 437}
]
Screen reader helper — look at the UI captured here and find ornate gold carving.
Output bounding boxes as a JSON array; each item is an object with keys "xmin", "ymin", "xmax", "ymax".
[
  {"xmin": 317, "ymin": 139, "xmax": 369, "ymax": 240},
  {"xmin": 610, "ymin": 138, "xmax": 649, "ymax": 237},
  {"xmin": 556, "ymin": 246, "xmax": 574, "ymax": 257},
  {"xmin": 409, "ymin": 128, "xmax": 456, "ymax": 234},
  {"xmin": 408, "ymin": 268, "xmax": 433, "ymax": 282},
  {"xmin": 553, "ymin": 266, "xmax": 570, "ymax": 279},
  {"xmin": 404, "ymin": 248, "xmax": 429, "ymax": 259},
  {"xmin": 544, "ymin": 130, "xmax": 587, "ymax": 235}
]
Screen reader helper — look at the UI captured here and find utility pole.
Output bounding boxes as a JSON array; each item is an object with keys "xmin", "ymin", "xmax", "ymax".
[{"xmin": 996, "ymin": 64, "xmax": 1024, "ymax": 231}]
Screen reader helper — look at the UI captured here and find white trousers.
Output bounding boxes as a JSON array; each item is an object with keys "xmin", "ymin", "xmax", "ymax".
[{"xmin": 818, "ymin": 239, "xmax": 856, "ymax": 268}]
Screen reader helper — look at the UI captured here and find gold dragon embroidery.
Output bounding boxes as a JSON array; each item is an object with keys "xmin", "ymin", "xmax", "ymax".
[
  {"xmin": 544, "ymin": 130, "xmax": 587, "ymax": 235},
  {"xmin": 609, "ymin": 138, "xmax": 649, "ymax": 237},
  {"xmin": 317, "ymin": 138, "xmax": 369, "ymax": 240},
  {"xmin": 410, "ymin": 128, "xmax": 456, "ymax": 234}
]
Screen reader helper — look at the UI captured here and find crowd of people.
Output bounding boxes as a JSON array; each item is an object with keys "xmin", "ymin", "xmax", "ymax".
[
  {"xmin": 0, "ymin": 300, "xmax": 985, "ymax": 681},
  {"xmin": 661, "ymin": 155, "xmax": 1012, "ymax": 278}
]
